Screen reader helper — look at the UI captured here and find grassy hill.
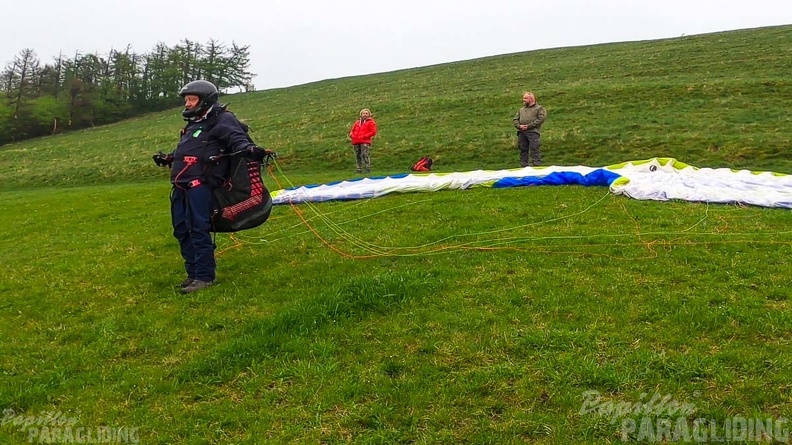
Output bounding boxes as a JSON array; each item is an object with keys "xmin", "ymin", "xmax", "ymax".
[
  {"xmin": 1, "ymin": 26, "xmax": 791, "ymax": 444},
  {"xmin": 1, "ymin": 25, "xmax": 790, "ymax": 191}
]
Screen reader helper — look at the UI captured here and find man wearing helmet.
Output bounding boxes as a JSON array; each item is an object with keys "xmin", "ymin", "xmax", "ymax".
[{"xmin": 154, "ymin": 80, "xmax": 273, "ymax": 293}]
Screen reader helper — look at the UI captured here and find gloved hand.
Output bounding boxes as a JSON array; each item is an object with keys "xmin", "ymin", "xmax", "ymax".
[
  {"xmin": 152, "ymin": 151, "xmax": 173, "ymax": 168},
  {"xmin": 262, "ymin": 148, "xmax": 278, "ymax": 164},
  {"xmin": 246, "ymin": 145, "xmax": 277, "ymax": 162}
]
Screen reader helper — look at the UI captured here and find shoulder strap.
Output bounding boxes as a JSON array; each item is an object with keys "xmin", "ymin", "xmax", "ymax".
[{"xmin": 203, "ymin": 104, "xmax": 229, "ymax": 133}]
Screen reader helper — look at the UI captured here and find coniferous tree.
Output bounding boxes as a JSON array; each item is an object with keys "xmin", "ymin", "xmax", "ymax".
[{"xmin": 0, "ymin": 38, "xmax": 257, "ymax": 145}]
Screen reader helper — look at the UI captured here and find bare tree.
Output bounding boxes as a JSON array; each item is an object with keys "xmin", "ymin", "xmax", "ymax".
[
  {"xmin": 8, "ymin": 49, "xmax": 40, "ymax": 119},
  {"xmin": 173, "ymin": 39, "xmax": 203, "ymax": 86},
  {"xmin": 200, "ymin": 39, "xmax": 227, "ymax": 87},
  {"xmin": 223, "ymin": 42, "xmax": 254, "ymax": 92}
]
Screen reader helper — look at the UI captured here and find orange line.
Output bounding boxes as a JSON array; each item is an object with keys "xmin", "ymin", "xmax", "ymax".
[
  {"xmin": 216, "ymin": 232, "xmax": 244, "ymax": 257},
  {"xmin": 265, "ymin": 165, "xmax": 791, "ymax": 261}
]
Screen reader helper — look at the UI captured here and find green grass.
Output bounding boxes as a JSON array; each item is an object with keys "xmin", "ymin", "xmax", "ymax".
[{"xmin": 1, "ymin": 26, "xmax": 791, "ymax": 444}]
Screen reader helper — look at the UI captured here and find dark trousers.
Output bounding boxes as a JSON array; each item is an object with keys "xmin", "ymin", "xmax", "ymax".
[
  {"xmin": 353, "ymin": 143, "xmax": 371, "ymax": 172},
  {"xmin": 171, "ymin": 185, "xmax": 216, "ymax": 282},
  {"xmin": 517, "ymin": 131, "xmax": 542, "ymax": 167}
]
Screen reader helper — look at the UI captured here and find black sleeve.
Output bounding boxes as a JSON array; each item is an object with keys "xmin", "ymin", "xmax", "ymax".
[{"xmin": 213, "ymin": 114, "xmax": 255, "ymax": 153}]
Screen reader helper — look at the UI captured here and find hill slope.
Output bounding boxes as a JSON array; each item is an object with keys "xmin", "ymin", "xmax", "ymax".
[
  {"xmin": 0, "ymin": 25, "xmax": 790, "ymax": 191},
  {"xmin": 1, "ymin": 26, "xmax": 791, "ymax": 445}
]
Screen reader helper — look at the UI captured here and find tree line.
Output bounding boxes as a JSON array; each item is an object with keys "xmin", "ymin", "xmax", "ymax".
[{"xmin": 0, "ymin": 39, "xmax": 255, "ymax": 146}]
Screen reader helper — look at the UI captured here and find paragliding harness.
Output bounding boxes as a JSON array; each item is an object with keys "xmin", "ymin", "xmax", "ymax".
[
  {"xmin": 204, "ymin": 107, "xmax": 274, "ymax": 233},
  {"xmin": 410, "ymin": 156, "xmax": 433, "ymax": 172}
]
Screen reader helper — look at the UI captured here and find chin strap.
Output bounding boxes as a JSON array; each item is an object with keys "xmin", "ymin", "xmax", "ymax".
[{"xmin": 183, "ymin": 104, "xmax": 215, "ymax": 122}]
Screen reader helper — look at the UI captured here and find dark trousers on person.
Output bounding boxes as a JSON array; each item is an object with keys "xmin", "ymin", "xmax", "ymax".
[
  {"xmin": 171, "ymin": 185, "xmax": 216, "ymax": 283},
  {"xmin": 353, "ymin": 143, "xmax": 371, "ymax": 173},
  {"xmin": 517, "ymin": 131, "xmax": 542, "ymax": 167}
]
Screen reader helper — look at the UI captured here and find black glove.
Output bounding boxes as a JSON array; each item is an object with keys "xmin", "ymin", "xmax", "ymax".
[
  {"xmin": 152, "ymin": 151, "xmax": 173, "ymax": 168},
  {"xmin": 245, "ymin": 145, "xmax": 277, "ymax": 162},
  {"xmin": 262, "ymin": 148, "xmax": 278, "ymax": 164}
]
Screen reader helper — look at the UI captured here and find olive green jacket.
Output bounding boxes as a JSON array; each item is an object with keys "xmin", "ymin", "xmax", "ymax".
[{"xmin": 513, "ymin": 104, "xmax": 547, "ymax": 134}]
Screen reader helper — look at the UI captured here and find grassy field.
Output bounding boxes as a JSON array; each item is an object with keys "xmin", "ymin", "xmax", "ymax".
[{"xmin": 1, "ymin": 26, "xmax": 791, "ymax": 444}]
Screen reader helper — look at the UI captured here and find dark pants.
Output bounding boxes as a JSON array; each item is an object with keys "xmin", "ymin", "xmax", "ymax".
[
  {"xmin": 171, "ymin": 185, "xmax": 216, "ymax": 282},
  {"xmin": 517, "ymin": 131, "xmax": 542, "ymax": 167},
  {"xmin": 353, "ymin": 144, "xmax": 371, "ymax": 172}
]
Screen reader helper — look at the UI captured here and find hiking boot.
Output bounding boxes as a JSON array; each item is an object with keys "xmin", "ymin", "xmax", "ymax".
[
  {"xmin": 179, "ymin": 277, "xmax": 195, "ymax": 289},
  {"xmin": 181, "ymin": 279, "xmax": 214, "ymax": 294},
  {"xmin": 356, "ymin": 168, "xmax": 362, "ymax": 173}
]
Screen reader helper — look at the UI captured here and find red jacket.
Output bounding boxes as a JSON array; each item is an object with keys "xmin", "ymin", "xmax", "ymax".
[{"xmin": 349, "ymin": 118, "xmax": 377, "ymax": 145}]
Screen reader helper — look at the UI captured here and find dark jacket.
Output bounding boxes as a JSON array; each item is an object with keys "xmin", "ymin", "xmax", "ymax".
[{"xmin": 170, "ymin": 106, "xmax": 252, "ymax": 186}]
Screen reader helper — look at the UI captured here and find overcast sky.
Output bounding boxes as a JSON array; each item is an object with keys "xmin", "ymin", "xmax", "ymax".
[{"xmin": 2, "ymin": 0, "xmax": 790, "ymax": 91}]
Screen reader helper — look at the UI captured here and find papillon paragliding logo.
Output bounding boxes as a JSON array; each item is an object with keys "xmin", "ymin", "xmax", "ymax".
[{"xmin": 2, "ymin": 408, "xmax": 141, "ymax": 444}]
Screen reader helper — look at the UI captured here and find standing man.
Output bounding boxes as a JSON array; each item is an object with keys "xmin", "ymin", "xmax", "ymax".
[
  {"xmin": 349, "ymin": 108, "xmax": 378, "ymax": 174},
  {"xmin": 153, "ymin": 80, "xmax": 271, "ymax": 293},
  {"xmin": 513, "ymin": 92, "xmax": 547, "ymax": 167}
]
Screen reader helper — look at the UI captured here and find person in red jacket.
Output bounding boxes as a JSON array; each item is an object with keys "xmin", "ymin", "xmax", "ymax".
[{"xmin": 348, "ymin": 108, "xmax": 378, "ymax": 174}]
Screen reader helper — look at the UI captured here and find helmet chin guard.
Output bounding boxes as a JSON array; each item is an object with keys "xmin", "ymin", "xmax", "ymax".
[{"xmin": 179, "ymin": 80, "xmax": 219, "ymax": 119}]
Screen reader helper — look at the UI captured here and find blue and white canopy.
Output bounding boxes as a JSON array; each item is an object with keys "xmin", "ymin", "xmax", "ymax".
[{"xmin": 271, "ymin": 158, "xmax": 792, "ymax": 209}]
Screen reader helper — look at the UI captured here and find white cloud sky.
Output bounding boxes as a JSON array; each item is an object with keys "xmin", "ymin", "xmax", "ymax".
[{"xmin": 2, "ymin": 0, "xmax": 790, "ymax": 90}]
